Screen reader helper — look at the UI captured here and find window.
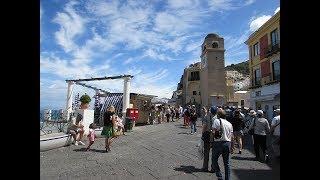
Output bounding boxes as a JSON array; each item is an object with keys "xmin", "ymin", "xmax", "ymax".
[
  {"xmin": 188, "ymin": 71, "xmax": 200, "ymax": 81},
  {"xmin": 253, "ymin": 42, "xmax": 260, "ymax": 56},
  {"xmin": 254, "ymin": 69, "xmax": 261, "ymax": 85},
  {"xmin": 272, "ymin": 60, "xmax": 280, "ymax": 81},
  {"xmin": 193, "ymin": 91, "xmax": 197, "ymax": 95},
  {"xmin": 212, "ymin": 41, "xmax": 218, "ymax": 48},
  {"xmin": 270, "ymin": 29, "xmax": 279, "ymax": 46},
  {"xmin": 240, "ymin": 100, "xmax": 244, "ymax": 106}
]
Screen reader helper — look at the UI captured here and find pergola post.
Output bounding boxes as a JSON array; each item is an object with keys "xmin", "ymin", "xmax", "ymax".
[
  {"xmin": 65, "ymin": 81, "xmax": 74, "ymax": 120},
  {"xmin": 122, "ymin": 77, "xmax": 131, "ymax": 118}
]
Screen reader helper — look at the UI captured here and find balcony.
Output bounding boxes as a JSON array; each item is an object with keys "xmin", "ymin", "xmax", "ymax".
[
  {"xmin": 266, "ymin": 42, "xmax": 280, "ymax": 57},
  {"xmin": 249, "ymin": 80, "xmax": 262, "ymax": 89}
]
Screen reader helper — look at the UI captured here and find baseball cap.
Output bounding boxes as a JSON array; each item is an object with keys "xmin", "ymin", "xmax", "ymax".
[
  {"xmin": 210, "ymin": 106, "xmax": 217, "ymax": 114},
  {"xmin": 274, "ymin": 109, "xmax": 280, "ymax": 113}
]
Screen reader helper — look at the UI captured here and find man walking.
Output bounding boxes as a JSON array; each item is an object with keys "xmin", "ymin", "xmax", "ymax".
[{"xmin": 212, "ymin": 108, "xmax": 233, "ymax": 180}]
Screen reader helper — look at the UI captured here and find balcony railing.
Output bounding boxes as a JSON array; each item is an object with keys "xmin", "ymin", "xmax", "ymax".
[{"xmin": 266, "ymin": 41, "xmax": 280, "ymax": 57}]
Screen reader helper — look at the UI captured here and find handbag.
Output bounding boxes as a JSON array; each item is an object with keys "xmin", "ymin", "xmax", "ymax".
[
  {"xmin": 248, "ymin": 118, "xmax": 256, "ymax": 135},
  {"xmin": 214, "ymin": 119, "xmax": 223, "ymax": 139}
]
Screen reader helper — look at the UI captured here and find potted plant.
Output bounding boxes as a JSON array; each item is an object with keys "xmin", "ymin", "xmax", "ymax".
[{"xmin": 79, "ymin": 94, "xmax": 91, "ymax": 109}]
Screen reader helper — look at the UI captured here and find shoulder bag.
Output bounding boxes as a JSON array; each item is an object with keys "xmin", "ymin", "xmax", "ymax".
[{"xmin": 214, "ymin": 119, "xmax": 223, "ymax": 139}]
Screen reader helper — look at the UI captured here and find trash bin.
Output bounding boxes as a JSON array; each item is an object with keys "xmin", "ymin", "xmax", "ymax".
[{"xmin": 125, "ymin": 117, "xmax": 133, "ymax": 131}]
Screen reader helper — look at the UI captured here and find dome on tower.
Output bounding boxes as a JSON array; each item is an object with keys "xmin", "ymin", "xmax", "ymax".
[{"xmin": 205, "ymin": 33, "xmax": 220, "ymax": 39}]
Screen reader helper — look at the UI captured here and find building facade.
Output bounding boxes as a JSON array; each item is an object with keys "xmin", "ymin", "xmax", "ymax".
[
  {"xmin": 245, "ymin": 11, "xmax": 280, "ymax": 121},
  {"xmin": 182, "ymin": 62, "xmax": 202, "ymax": 106}
]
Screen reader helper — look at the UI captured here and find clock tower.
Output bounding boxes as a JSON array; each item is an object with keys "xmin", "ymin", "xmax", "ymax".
[{"xmin": 200, "ymin": 33, "xmax": 227, "ymax": 107}]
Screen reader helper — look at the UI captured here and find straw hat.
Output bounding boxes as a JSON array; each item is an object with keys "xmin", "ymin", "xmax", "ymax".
[{"xmin": 107, "ymin": 105, "xmax": 115, "ymax": 112}]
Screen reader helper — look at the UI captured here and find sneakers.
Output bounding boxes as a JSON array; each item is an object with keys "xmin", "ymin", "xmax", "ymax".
[
  {"xmin": 74, "ymin": 141, "xmax": 78, "ymax": 146},
  {"xmin": 238, "ymin": 150, "xmax": 242, "ymax": 154},
  {"xmin": 78, "ymin": 141, "xmax": 85, "ymax": 146}
]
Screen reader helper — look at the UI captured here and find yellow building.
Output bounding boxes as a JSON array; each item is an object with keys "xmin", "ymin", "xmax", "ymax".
[{"xmin": 245, "ymin": 11, "xmax": 280, "ymax": 121}]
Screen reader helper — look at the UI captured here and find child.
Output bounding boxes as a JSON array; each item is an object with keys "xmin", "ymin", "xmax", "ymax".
[
  {"xmin": 85, "ymin": 123, "xmax": 97, "ymax": 151},
  {"xmin": 115, "ymin": 115, "xmax": 125, "ymax": 136}
]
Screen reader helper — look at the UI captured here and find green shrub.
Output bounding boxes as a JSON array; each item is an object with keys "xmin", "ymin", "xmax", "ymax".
[{"xmin": 80, "ymin": 94, "xmax": 91, "ymax": 104}]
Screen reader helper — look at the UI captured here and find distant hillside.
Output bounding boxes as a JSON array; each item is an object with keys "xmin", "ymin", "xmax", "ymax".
[{"xmin": 225, "ymin": 60, "xmax": 249, "ymax": 75}]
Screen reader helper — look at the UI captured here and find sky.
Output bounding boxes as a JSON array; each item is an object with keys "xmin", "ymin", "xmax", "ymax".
[{"xmin": 40, "ymin": 0, "xmax": 280, "ymax": 109}]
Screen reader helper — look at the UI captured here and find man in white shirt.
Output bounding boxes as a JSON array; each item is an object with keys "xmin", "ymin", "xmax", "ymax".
[
  {"xmin": 211, "ymin": 108, "xmax": 233, "ymax": 180},
  {"xmin": 271, "ymin": 109, "xmax": 280, "ymax": 158}
]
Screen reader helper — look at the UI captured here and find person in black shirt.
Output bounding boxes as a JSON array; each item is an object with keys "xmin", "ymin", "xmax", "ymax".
[
  {"xmin": 101, "ymin": 106, "xmax": 116, "ymax": 152},
  {"xmin": 190, "ymin": 105, "xmax": 197, "ymax": 134},
  {"xmin": 230, "ymin": 109, "xmax": 245, "ymax": 154}
]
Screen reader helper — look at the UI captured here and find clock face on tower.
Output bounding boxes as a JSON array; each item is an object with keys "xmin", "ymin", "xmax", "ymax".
[{"xmin": 212, "ymin": 41, "xmax": 218, "ymax": 48}]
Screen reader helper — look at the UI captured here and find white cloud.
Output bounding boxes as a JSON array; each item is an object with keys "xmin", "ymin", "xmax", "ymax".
[
  {"xmin": 154, "ymin": 12, "xmax": 188, "ymax": 35},
  {"xmin": 53, "ymin": 1, "xmax": 87, "ymax": 52},
  {"xmin": 209, "ymin": 0, "xmax": 256, "ymax": 12},
  {"xmin": 142, "ymin": 49, "xmax": 170, "ymax": 61},
  {"xmin": 209, "ymin": 0, "xmax": 236, "ymax": 12},
  {"xmin": 249, "ymin": 15, "xmax": 272, "ymax": 32},
  {"xmin": 167, "ymin": 0, "xmax": 200, "ymax": 9},
  {"xmin": 274, "ymin": 7, "xmax": 280, "ymax": 14},
  {"xmin": 185, "ymin": 39, "xmax": 202, "ymax": 52},
  {"xmin": 244, "ymin": 0, "xmax": 255, "ymax": 6}
]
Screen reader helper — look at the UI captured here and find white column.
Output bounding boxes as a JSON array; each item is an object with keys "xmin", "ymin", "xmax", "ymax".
[
  {"xmin": 122, "ymin": 77, "xmax": 131, "ymax": 118},
  {"xmin": 65, "ymin": 81, "xmax": 74, "ymax": 120}
]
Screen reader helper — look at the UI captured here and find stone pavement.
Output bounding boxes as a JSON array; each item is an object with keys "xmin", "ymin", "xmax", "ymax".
[{"xmin": 40, "ymin": 118, "xmax": 280, "ymax": 180}]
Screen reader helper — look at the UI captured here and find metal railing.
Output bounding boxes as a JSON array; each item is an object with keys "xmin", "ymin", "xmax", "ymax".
[
  {"xmin": 266, "ymin": 42, "xmax": 280, "ymax": 57},
  {"xmin": 40, "ymin": 111, "xmax": 71, "ymax": 136}
]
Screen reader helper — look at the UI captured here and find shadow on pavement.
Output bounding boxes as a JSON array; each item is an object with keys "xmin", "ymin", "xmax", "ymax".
[
  {"xmin": 73, "ymin": 148, "xmax": 87, "ymax": 152},
  {"xmin": 231, "ymin": 156, "xmax": 256, "ymax": 161},
  {"xmin": 89, "ymin": 149, "xmax": 106, "ymax": 153},
  {"xmin": 232, "ymin": 168, "xmax": 280, "ymax": 180},
  {"xmin": 177, "ymin": 132, "xmax": 190, "ymax": 135},
  {"xmin": 173, "ymin": 165, "xmax": 203, "ymax": 174}
]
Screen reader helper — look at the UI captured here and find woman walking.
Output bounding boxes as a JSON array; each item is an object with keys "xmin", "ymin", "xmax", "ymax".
[{"xmin": 101, "ymin": 105, "xmax": 117, "ymax": 152}]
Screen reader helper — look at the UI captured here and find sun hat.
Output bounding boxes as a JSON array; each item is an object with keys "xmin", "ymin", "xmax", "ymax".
[
  {"xmin": 249, "ymin": 110, "xmax": 256, "ymax": 116},
  {"xmin": 257, "ymin": 110, "xmax": 264, "ymax": 115}
]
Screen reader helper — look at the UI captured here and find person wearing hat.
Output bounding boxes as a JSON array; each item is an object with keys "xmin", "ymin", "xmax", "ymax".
[
  {"xmin": 244, "ymin": 110, "xmax": 257, "ymax": 133},
  {"xmin": 248, "ymin": 110, "xmax": 270, "ymax": 161},
  {"xmin": 271, "ymin": 108, "xmax": 280, "ymax": 159}
]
